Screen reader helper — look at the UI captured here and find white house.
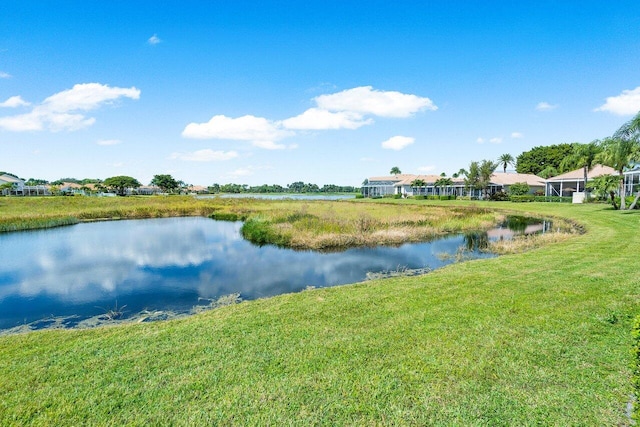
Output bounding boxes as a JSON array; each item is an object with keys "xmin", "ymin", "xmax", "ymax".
[
  {"xmin": 362, "ymin": 172, "xmax": 545, "ymax": 198},
  {"xmin": 0, "ymin": 174, "xmax": 25, "ymax": 195},
  {"xmin": 545, "ymin": 164, "xmax": 616, "ymax": 199},
  {"xmin": 624, "ymin": 164, "xmax": 640, "ymax": 196}
]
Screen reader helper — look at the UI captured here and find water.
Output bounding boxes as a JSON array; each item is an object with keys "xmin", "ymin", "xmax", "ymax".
[{"xmin": 0, "ymin": 216, "xmax": 542, "ymax": 331}]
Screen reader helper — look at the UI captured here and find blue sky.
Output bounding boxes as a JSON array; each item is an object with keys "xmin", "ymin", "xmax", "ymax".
[{"xmin": 1, "ymin": 1, "xmax": 639, "ymax": 186}]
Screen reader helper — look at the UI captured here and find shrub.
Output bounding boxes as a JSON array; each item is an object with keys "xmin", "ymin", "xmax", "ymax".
[
  {"xmin": 241, "ymin": 216, "xmax": 289, "ymax": 246},
  {"xmin": 439, "ymin": 195, "xmax": 456, "ymax": 200},
  {"xmin": 209, "ymin": 212, "xmax": 242, "ymax": 221},
  {"xmin": 490, "ymin": 191, "xmax": 510, "ymax": 201},
  {"xmin": 509, "ymin": 182, "xmax": 530, "ymax": 196},
  {"xmin": 413, "ymin": 195, "xmax": 426, "ymax": 200},
  {"xmin": 355, "ymin": 193, "xmax": 364, "ymax": 199}
]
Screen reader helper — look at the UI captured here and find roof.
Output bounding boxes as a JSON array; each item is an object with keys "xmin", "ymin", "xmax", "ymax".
[
  {"xmin": 367, "ymin": 174, "xmax": 415, "ymax": 183},
  {"xmin": 394, "ymin": 174, "xmax": 445, "ymax": 186},
  {"xmin": 0, "ymin": 174, "xmax": 24, "ymax": 184},
  {"xmin": 489, "ymin": 172, "xmax": 545, "ymax": 187},
  {"xmin": 546, "ymin": 164, "xmax": 616, "ymax": 182}
]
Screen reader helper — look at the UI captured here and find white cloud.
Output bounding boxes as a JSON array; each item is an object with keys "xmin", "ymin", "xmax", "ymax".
[
  {"xmin": 381, "ymin": 135, "xmax": 415, "ymax": 150},
  {"xmin": 535, "ymin": 102, "xmax": 558, "ymax": 111},
  {"xmin": 281, "ymin": 108, "xmax": 371, "ymax": 130},
  {"xmin": 182, "ymin": 87, "xmax": 435, "ymax": 151},
  {"xmin": 0, "ymin": 96, "xmax": 30, "ymax": 108},
  {"xmin": 594, "ymin": 86, "xmax": 640, "ymax": 116},
  {"xmin": 0, "ymin": 72, "xmax": 11, "ymax": 79},
  {"xmin": 97, "ymin": 139, "xmax": 122, "ymax": 146},
  {"xmin": 315, "ymin": 86, "xmax": 437, "ymax": 118},
  {"xmin": 476, "ymin": 137, "xmax": 485, "ymax": 144},
  {"xmin": 148, "ymin": 34, "xmax": 161, "ymax": 45},
  {"xmin": 490, "ymin": 137, "xmax": 502, "ymax": 144},
  {"xmin": 230, "ymin": 167, "xmax": 254, "ymax": 177},
  {"xmin": 0, "ymin": 83, "xmax": 140, "ymax": 132},
  {"xmin": 229, "ymin": 165, "xmax": 273, "ymax": 178},
  {"xmin": 182, "ymin": 114, "xmax": 291, "ymax": 143},
  {"xmin": 169, "ymin": 149, "xmax": 238, "ymax": 162},
  {"xmin": 417, "ymin": 165, "xmax": 436, "ymax": 172},
  {"xmin": 510, "ymin": 132, "xmax": 524, "ymax": 139},
  {"xmin": 252, "ymin": 140, "xmax": 287, "ymax": 150}
]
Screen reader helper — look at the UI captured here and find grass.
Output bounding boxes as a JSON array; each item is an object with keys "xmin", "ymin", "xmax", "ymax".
[{"xmin": 0, "ymin": 198, "xmax": 638, "ymax": 424}]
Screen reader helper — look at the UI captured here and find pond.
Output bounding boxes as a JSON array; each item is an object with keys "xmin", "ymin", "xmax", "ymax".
[{"xmin": 0, "ymin": 216, "xmax": 548, "ymax": 332}]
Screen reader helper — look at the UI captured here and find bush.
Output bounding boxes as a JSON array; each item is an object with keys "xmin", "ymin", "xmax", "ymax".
[
  {"xmin": 413, "ymin": 195, "xmax": 426, "ymax": 200},
  {"xmin": 355, "ymin": 193, "xmax": 364, "ymax": 199},
  {"xmin": 241, "ymin": 216, "xmax": 289, "ymax": 246},
  {"xmin": 490, "ymin": 191, "xmax": 510, "ymax": 201},
  {"xmin": 209, "ymin": 212, "xmax": 244, "ymax": 221},
  {"xmin": 509, "ymin": 182, "xmax": 531, "ymax": 196},
  {"xmin": 439, "ymin": 195, "xmax": 456, "ymax": 200},
  {"xmin": 510, "ymin": 195, "xmax": 535, "ymax": 203}
]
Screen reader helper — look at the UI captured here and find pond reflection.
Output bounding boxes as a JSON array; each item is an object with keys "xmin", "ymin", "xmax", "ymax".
[{"xmin": 0, "ymin": 216, "xmax": 544, "ymax": 331}]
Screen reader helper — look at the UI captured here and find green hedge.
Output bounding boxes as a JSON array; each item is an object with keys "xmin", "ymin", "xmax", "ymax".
[
  {"xmin": 509, "ymin": 195, "xmax": 573, "ymax": 203},
  {"xmin": 510, "ymin": 195, "xmax": 535, "ymax": 203}
]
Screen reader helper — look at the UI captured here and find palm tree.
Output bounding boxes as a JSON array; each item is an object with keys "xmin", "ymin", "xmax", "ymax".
[
  {"xmin": 434, "ymin": 177, "xmax": 453, "ymax": 196},
  {"xmin": 410, "ymin": 179, "xmax": 426, "ymax": 195},
  {"xmin": 596, "ymin": 137, "xmax": 638, "ymax": 209},
  {"xmin": 452, "ymin": 168, "xmax": 467, "ymax": 179},
  {"xmin": 587, "ymin": 174, "xmax": 621, "ymax": 209},
  {"xmin": 479, "ymin": 160, "xmax": 498, "ymax": 198},
  {"xmin": 497, "ymin": 153, "xmax": 515, "ymax": 173},
  {"xmin": 538, "ymin": 166, "xmax": 558, "ymax": 179},
  {"xmin": 559, "ymin": 142, "xmax": 602, "ymax": 194},
  {"xmin": 390, "ymin": 166, "xmax": 401, "ymax": 176}
]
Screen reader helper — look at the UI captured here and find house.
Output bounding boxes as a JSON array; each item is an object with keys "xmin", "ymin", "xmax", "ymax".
[
  {"xmin": 624, "ymin": 164, "xmax": 640, "ymax": 196},
  {"xmin": 545, "ymin": 164, "xmax": 616, "ymax": 200},
  {"xmin": 487, "ymin": 172, "xmax": 546, "ymax": 195},
  {"xmin": 361, "ymin": 175, "xmax": 409, "ymax": 197},
  {"xmin": 362, "ymin": 172, "xmax": 545, "ymax": 198},
  {"xmin": 0, "ymin": 174, "xmax": 25, "ymax": 195}
]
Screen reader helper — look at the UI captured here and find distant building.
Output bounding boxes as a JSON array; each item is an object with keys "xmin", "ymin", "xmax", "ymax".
[
  {"xmin": 545, "ymin": 164, "xmax": 616, "ymax": 199},
  {"xmin": 361, "ymin": 172, "xmax": 545, "ymax": 198},
  {"xmin": 0, "ymin": 174, "xmax": 25, "ymax": 195}
]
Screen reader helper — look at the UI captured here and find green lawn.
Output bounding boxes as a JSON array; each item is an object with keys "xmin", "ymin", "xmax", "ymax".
[{"xmin": 0, "ymin": 200, "xmax": 638, "ymax": 425}]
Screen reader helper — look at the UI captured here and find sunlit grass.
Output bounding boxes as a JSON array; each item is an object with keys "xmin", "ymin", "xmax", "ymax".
[{"xmin": 0, "ymin": 198, "xmax": 637, "ymax": 424}]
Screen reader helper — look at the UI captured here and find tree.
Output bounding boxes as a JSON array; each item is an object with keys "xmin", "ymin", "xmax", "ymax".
[
  {"xmin": 464, "ymin": 162, "xmax": 480, "ymax": 197},
  {"xmin": 596, "ymin": 137, "xmax": 638, "ymax": 210},
  {"xmin": 613, "ymin": 110, "xmax": 640, "ymax": 209},
  {"xmin": 559, "ymin": 141, "xmax": 602, "ymax": 195},
  {"xmin": 516, "ymin": 144, "xmax": 576, "ymax": 175},
  {"xmin": 434, "ymin": 177, "xmax": 453, "ymax": 195},
  {"xmin": 410, "ymin": 179, "xmax": 426, "ymax": 195},
  {"xmin": 103, "ymin": 176, "xmax": 141, "ymax": 196},
  {"xmin": 150, "ymin": 174, "xmax": 179, "ymax": 193},
  {"xmin": 508, "ymin": 182, "xmax": 530, "ymax": 196},
  {"xmin": 390, "ymin": 166, "xmax": 401, "ymax": 175},
  {"xmin": 479, "ymin": 160, "xmax": 498, "ymax": 197},
  {"xmin": 497, "ymin": 153, "xmax": 515, "ymax": 173},
  {"xmin": 452, "ymin": 168, "xmax": 467, "ymax": 179},
  {"xmin": 0, "ymin": 182, "xmax": 13, "ymax": 195},
  {"xmin": 587, "ymin": 174, "xmax": 621, "ymax": 209},
  {"xmin": 538, "ymin": 166, "xmax": 558, "ymax": 179}
]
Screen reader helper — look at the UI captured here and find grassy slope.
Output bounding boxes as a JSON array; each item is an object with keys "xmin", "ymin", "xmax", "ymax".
[{"xmin": 0, "ymin": 200, "xmax": 638, "ymax": 425}]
